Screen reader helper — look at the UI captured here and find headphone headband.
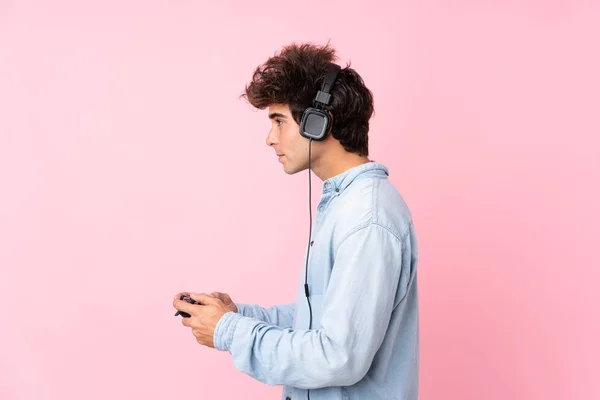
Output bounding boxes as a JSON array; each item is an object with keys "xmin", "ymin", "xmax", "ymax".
[{"xmin": 314, "ymin": 63, "xmax": 341, "ymax": 107}]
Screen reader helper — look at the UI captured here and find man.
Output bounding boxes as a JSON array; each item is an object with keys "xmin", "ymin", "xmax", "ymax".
[{"xmin": 173, "ymin": 42, "xmax": 419, "ymax": 400}]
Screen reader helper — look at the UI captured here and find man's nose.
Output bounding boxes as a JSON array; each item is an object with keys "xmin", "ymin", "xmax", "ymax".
[{"xmin": 266, "ymin": 128, "xmax": 278, "ymax": 147}]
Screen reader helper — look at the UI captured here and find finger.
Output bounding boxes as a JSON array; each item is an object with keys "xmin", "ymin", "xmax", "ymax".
[
  {"xmin": 173, "ymin": 298, "xmax": 198, "ymax": 316},
  {"xmin": 190, "ymin": 293, "xmax": 220, "ymax": 306},
  {"xmin": 210, "ymin": 292, "xmax": 227, "ymax": 301},
  {"xmin": 173, "ymin": 292, "xmax": 191, "ymax": 302}
]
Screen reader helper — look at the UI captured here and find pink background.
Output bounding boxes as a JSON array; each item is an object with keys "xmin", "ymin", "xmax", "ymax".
[{"xmin": 1, "ymin": 1, "xmax": 598, "ymax": 399}]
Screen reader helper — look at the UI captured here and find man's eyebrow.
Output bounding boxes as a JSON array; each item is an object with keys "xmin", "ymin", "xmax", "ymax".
[{"xmin": 269, "ymin": 112, "xmax": 288, "ymax": 120}]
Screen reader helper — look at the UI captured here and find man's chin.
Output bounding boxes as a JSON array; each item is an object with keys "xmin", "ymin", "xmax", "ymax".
[{"xmin": 283, "ymin": 165, "xmax": 307, "ymax": 175}]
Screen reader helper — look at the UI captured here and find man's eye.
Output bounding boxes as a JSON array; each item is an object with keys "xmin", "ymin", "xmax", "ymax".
[{"xmin": 276, "ymin": 119, "xmax": 283, "ymax": 126}]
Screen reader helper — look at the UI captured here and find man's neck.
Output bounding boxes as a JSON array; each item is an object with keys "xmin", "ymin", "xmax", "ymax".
[{"xmin": 311, "ymin": 152, "xmax": 371, "ymax": 182}]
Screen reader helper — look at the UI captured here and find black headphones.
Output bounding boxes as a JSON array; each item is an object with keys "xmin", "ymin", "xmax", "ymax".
[{"xmin": 299, "ymin": 63, "xmax": 342, "ymax": 141}]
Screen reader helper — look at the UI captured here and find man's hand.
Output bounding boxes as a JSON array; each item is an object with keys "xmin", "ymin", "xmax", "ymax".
[
  {"xmin": 173, "ymin": 292, "xmax": 231, "ymax": 348},
  {"xmin": 209, "ymin": 291, "xmax": 238, "ymax": 313}
]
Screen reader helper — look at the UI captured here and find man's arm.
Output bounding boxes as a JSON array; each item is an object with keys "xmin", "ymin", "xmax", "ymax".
[
  {"xmin": 234, "ymin": 302, "xmax": 296, "ymax": 329},
  {"xmin": 213, "ymin": 223, "xmax": 407, "ymax": 389}
]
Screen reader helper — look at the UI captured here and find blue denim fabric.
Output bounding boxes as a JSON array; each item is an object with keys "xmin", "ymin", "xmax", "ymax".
[{"xmin": 214, "ymin": 161, "xmax": 419, "ymax": 400}]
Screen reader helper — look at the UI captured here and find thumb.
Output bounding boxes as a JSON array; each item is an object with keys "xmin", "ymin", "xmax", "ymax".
[{"xmin": 190, "ymin": 293, "xmax": 219, "ymax": 305}]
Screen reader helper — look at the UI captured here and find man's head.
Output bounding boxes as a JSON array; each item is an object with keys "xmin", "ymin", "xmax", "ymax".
[{"xmin": 241, "ymin": 42, "xmax": 374, "ymax": 177}]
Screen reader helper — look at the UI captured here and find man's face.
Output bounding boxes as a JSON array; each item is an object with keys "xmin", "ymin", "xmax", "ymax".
[{"xmin": 265, "ymin": 104, "xmax": 311, "ymax": 174}]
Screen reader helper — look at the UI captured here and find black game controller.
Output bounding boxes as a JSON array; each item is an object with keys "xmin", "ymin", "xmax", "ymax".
[{"xmin": 174, "ymin": 294, "xmax": 201, "ymax": 318}]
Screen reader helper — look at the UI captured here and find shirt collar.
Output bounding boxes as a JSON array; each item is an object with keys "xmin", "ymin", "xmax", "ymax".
[{"xmin": 322, "ymin": 161, "xmax": 389, "ymax": 194}]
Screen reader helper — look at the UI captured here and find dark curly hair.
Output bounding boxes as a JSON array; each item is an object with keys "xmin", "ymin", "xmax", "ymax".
[{"xmin": 241, "ymin": 42, "xmax": 374, "ymax": 156}]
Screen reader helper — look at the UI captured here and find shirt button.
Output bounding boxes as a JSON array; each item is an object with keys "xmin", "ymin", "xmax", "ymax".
[
  {"xmin": 286, "ymin": 397, "xmax": 291, "ymax": 400},
  {"xmin": 310, "ymin": 241, "xmax": 314, "ymax": 246},
  {"xmin": 335, "ymin": 188, "xmax": 339, "ymax": 192}
]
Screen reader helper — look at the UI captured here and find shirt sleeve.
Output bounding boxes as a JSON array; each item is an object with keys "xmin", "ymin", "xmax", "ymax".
[
  {"xmin": 213, "ymin": 223, "xmax": 403, "ymax": 389},
  {"xmin": 234, "ymin": 302, "xmax": 296, "ymax": 328}
]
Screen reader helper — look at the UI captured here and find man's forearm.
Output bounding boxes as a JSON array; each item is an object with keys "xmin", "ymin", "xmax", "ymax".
[
  {"xmin": 214, "ymin": 313, "xmax": 369, "ymax": 389},
  {"xmin": 235, "ymin": 302, "xmax": 296, "ymax": 328}
]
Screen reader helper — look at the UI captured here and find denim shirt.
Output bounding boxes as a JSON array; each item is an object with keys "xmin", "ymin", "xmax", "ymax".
[{"xmin": 214, "ymin": 161, "xmax": 419, "ymax": 400}]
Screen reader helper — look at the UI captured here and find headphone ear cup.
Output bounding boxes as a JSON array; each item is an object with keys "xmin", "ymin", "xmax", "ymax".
[{"xmin": 300, "ymin": 108, "xmax": 331, "ymax": 141}]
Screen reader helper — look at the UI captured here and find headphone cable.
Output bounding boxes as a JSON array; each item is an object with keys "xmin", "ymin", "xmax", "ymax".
[{"xmin": 305, "ymin": 138, "xmax": 314, "ymax": 400}]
